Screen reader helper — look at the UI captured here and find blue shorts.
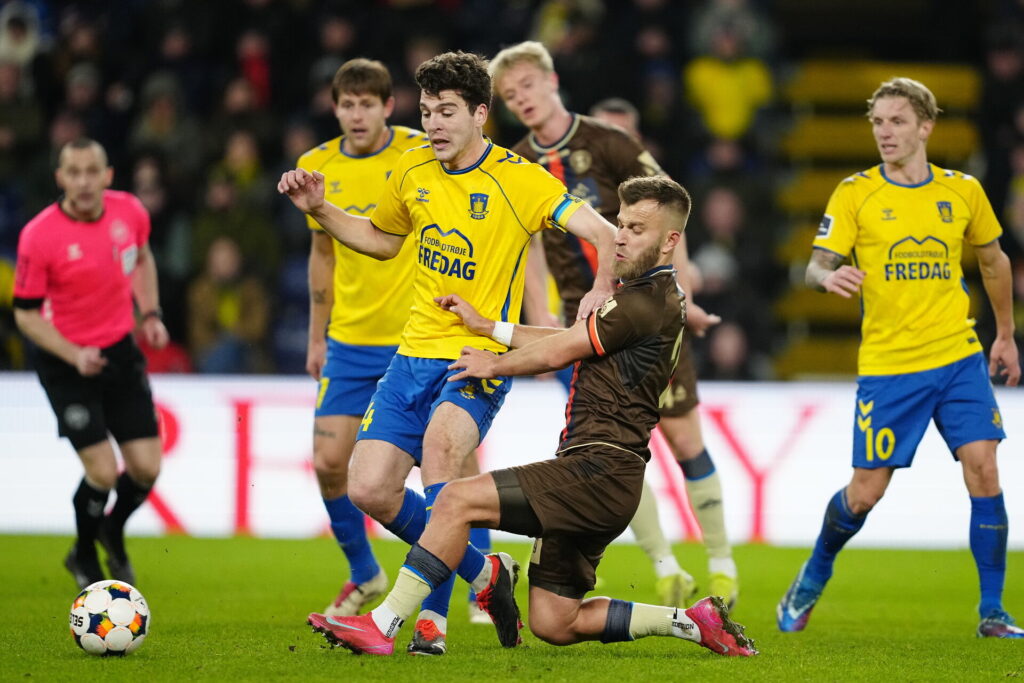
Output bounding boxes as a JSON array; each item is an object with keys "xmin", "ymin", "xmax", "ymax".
[
  {"xmin": 852, "ymin": 352, "xmax": 1005, "ymax": 469},
  {"xmin": 355, "ymin": 354, "xmax": 512, "ymax": 464},
  {"xmin": 315, "ymin": 339, "xmax": 398, "ymax": 418}
]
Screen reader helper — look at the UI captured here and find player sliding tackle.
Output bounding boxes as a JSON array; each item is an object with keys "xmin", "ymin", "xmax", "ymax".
[{"xmin": 307, "ymin": 176, "xmax": 757, "ymax": 657}]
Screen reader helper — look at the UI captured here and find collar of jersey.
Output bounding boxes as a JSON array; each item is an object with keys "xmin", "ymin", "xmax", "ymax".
[
  {"xmin": 440, "ymin": 140, "xmax": 493, "ymax": 175},
  {"xmin": 619, "ymin": 264, "xmax": 675, "ymax": 285},
  {"xmin": 879, "ymin": 162, "xmax": 934, "ymax": 188},
  {"xmin": 57, "ymin": 195, "xmax": 106, "ymax": 223},
  {"xmin": 528, "ymin": 113, "xmax": 581, "ymax": 154},
  {"xmin": 339, "ymin": 127, "xmax": 395, "ymax": 159}
]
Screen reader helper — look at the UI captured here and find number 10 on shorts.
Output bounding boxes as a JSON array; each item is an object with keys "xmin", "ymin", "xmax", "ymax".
[
  {"xmin": 857, "ymin": 400, "xmax": 895, "ymax": 461},
  {"xmin": 858, "ymin": 413, "xmax": 895, "ymax": 462}
]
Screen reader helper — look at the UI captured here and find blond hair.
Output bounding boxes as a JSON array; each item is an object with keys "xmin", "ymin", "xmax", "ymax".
[
  {"xmin": 489, "ymin": 40, "xmax": 554, "ymax": 86},
  {"xmin": 867, "ymin": 77, "xmax": 942, "ymax": 122}
]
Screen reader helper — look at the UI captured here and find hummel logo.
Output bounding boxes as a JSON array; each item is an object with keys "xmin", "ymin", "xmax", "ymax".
[{"xmin": 416, "ymin": 187, "xmax": 430, "ymax": 202}]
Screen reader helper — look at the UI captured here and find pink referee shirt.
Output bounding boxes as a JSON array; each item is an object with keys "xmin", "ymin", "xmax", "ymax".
[{"xmin": 14, "ymin": 190, "xmax": 152, "ymax": 348}]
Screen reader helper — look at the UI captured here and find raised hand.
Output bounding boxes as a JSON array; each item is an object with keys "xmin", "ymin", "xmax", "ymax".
[{"xmin": 278, "ymin": 168, "xmax": 326, "ymax": 214}]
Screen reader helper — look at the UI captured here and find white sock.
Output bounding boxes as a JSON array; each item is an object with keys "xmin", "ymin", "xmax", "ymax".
[
  {"xmin": 469, "ymin": 555, "xmax": 494, "ymax": 594},
  {"xmin": 416, "ymin": 609, "xmax": 447, "ymax": 634},
  {"xmin": 653, "ymin": 555, "xmax": 684, "ymax": 579},
  {"xmin": 371, "ymin": 603, "xmax": 404, "ymax": 639},
  {"xmin": 371, "ymin": 566, "xmax": 432, "ymax": 638},
  {"xmin": 709, "ymin": 556, "xmax": 737, "ymax": 578},
  {"xmin": 668, "ymin": 607, "xmax": 701, "ymax": 642},
  {"xmin": 628, "ymin": 602, "xmax": 700, "ymax": 642}
]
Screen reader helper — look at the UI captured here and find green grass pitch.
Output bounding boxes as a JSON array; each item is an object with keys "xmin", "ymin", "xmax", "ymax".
[{"xmin": 1, "ymin": 535, "xmax": 1022, "ymax": 681}]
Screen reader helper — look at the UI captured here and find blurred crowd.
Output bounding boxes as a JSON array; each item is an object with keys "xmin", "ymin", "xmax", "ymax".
[{"xmin": 0, "ymin": 0, "xmax": 1020, "ymax": 378}]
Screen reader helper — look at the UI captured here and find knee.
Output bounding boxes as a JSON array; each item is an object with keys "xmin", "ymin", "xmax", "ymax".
[
  {"xmin": 312, "ymin": 445, "xmax": 348, "ymax": 489},
  {"xmin": 346, "ymin": 477, "xmax": 382, "ymax": 517},
  {"xmin": 845, "ymin": 484, "xmax": 884, "ymax": 515},
  {"xmin": 528, "ymin": 613, "xmax": 576, "ymax": 646},
  {"xmin": 347, "ymin": 470, "xmax": 400, "ymax": 520},
  {"xmin": 431, "ymin": 481, "xmax": 472, "ymax": 524},
  {"xmin": 132, "ymin": 459, "xmax": 160, "ymax": 488},
  {"xmin": 88, "ymin": 466, "xmax": 119, "ymax": 491}
]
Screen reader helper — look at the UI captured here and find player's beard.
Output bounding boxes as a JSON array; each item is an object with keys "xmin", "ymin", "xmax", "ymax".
[{"xmin": 614, "ymin": 241, "xmax": 662, "ymax": 281}]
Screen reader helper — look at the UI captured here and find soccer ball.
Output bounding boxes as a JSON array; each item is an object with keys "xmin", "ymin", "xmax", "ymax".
[{"xmin": 69, "ymin": 580, "xmax": 150, "ymax": 656}]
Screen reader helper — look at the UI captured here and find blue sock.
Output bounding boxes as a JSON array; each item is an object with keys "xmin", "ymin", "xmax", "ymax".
[
  {"xmin": 382, "ymin": 488, "xmax": 426, "ymax": 545},
  {"xmin": 468, "ymin": 527, "xmax": 491, "ymax": 602},
  {"xmin": 970, "ymin": 492, "xmax": 1008, "ymax": 617},
  {"xmin": 420, "ymin": 483, "xmax": 456, "ymax": 620},
  {"xmin": 323, "ymin": 495, "xmax": 378, "ymax": 584},
  {"xmin": 805, "ymin": 488, "xmax": 867, "ymax": 586},
  {"xmin": 600, "ymin": 599, "xmax": 634, "ymax": 643}
]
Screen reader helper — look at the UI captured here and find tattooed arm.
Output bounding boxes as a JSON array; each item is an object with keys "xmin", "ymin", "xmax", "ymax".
[
  {"xmin": 307, "ymin": 231, "xmax": 335, "ymax": 380},
  {"xmin": 805, "ymin": 247, "xmax": 865, "ymax": 298}
]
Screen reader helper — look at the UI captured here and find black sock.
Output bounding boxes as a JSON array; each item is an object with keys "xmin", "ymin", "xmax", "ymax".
[
  {"xmin": 73, "ymin": 478, "xmax": 109, "ymax": 557},
  {"xmin": 104, "ymin": 473, "xmax": 152, "ymax": 559}
]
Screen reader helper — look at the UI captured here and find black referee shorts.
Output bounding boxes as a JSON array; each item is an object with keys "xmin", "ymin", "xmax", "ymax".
[{"xmin": 34, "ymin": 334, "xmax": 159, "ymax": 451}]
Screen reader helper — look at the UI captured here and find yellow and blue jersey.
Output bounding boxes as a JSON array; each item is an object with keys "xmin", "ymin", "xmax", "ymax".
[
  {"xmin": 370, "ymin": 140, "xmax": 585, "ymax": 359},
  {"xmin": 813, "ymin": 163, "xmax": 1002, "ymax": 375},
  {"xmin": 298, "ymin": 125, "xmax": 429, "ymax": 346}
]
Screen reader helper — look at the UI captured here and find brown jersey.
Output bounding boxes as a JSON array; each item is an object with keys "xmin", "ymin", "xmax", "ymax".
[
  {"xmin": 558, "ymin": 265, "xmax": 685, "ymax": 460},
  {"xmin": 512, "ymin": 114, "xmax": 663, "ymax": 322}
]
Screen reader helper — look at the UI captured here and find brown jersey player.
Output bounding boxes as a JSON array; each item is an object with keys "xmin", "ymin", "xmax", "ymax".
[{"xmin": 489, "ymin": 40, "xmax": 739, "ymax": 608}]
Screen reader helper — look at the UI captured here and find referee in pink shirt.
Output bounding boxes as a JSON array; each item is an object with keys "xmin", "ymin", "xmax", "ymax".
[{"xmin": 13, "ymin": 138, "xmax": 168, "ymax": 589}]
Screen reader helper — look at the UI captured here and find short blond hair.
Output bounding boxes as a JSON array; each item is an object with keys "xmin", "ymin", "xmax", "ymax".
[
  {"xmin": 489, "ymin": 40, "xmax": 554, "ymax": 86},
  {"xmin": 867, "ymin": 77, "xmax": 942, "ymax": 122}
]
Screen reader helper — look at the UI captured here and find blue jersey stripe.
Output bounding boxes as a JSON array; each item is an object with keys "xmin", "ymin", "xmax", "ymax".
[
  {"xmin": 500, "ymin": 241, "xmax": 529, "ymax": 322},
  {"xmin": 552, "ymin": 197, "xmax": 574, "ymax": 226}
]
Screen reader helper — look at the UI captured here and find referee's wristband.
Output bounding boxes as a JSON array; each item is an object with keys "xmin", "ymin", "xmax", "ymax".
[
  {"xmin": 140, "ymin": 308, "xmax": 163, "ymax": 321},
  {"xmin": 492, "ymin": 321, "xmax": 514, "ymax": 347}
]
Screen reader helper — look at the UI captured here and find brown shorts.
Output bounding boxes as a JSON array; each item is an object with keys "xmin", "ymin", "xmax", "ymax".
[
  {"xmin": 492, "ymin": 444, "xmax": 646, "ymax": 599},
  {"xmin": 659, "ymin": 332, "xmax": 698, "ymax": 417}
]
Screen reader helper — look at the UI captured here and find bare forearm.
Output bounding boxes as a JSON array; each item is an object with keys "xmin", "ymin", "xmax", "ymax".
[
  {"xmin": 492, "ymin": 334, "xmax": 574, "ymax": 376},
  {"xmin": 805, "ymin": 249, "xmax": 844, "ymax": 290},
  {"xmin": 522, "ymin": 236, "xmax": 556, "ymax": 326},
  {"xmin": 309, "ymin": 203, "xmax": 399, "ymax": 260},
  {"xmin": 980, "ymin": 249, "xmax": 1016, "ymax": 338},
  {"xmin": 308, "ymin": 247, "xmax": 334, "ymax": 342},
  {"xmin": 588, "ymin": 220, "xmax": 617, "ymax": 289},
  {"xmin": 132, "ymin": 250, "xmax": 160, "ymax": 313},
  {"xmin": 14, "ymin": 309, "xmax": 79, "ymax": 364}
]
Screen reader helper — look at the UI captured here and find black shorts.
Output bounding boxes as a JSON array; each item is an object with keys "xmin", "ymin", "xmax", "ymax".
[
  {"xmin": 492, "ymin": 444, "xmax": 646, "ymax": 599},
  {"xmin": 34, "ymin": 334, "xmax": 159, "ymax": 450}
]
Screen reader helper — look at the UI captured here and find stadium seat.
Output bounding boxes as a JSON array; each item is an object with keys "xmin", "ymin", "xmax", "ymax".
[
  {"xmin": 773, "ymin": 336, "xmax": 861, "ymax": 379},
  {"xmin": 783, "ymin": 60, "xmax": 980, "ymax": 110},
  {"xmin": 781, "ymin": 115, "xmax": 978, "ymax": 162}
]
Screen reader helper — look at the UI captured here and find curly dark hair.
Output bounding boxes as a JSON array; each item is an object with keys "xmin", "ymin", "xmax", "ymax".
[{"xmin": 414, "ymin": 51, "xmax": 492, "ymax": 112}]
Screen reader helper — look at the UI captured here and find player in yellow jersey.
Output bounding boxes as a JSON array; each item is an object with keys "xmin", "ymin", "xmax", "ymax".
[
  {"xmin": 777, "ymin": 78, "xmax": 1023, "ymax": 639},
  {"xmin": 297, "ymin": 58, "xmax": 430, "ymax": 621},
  {"xmin": 280, "ymin": 51, "xmax": 618, "ymax": 655}
]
